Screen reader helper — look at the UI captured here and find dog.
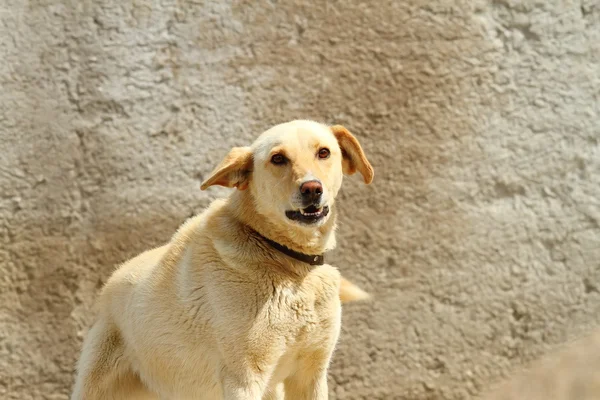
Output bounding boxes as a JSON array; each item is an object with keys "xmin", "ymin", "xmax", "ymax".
[{"xmin": 71, "ymin": 120, "xmax": 374, "ymax": 400}]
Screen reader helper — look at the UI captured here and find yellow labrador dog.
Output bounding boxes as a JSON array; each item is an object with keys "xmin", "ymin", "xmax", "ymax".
[{"xmin": 72, "ymin": 120, "xmax": 374, "ymax": 400}]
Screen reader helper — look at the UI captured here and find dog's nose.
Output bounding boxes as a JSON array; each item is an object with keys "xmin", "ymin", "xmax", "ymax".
[{"xmin": 300, "ymin": 180, "xmax": 323, "ymax": 203}]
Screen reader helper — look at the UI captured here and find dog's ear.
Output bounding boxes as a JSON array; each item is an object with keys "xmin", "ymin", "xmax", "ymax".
[
  {"xmin": 200, "ymin": 147, "xmax": 253, "ymax": 190},
  {"xmin": 331, "ymin": 125, "xmax": 374, "ymax": 184}
]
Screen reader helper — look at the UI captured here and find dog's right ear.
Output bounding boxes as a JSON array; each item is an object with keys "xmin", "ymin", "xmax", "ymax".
[{"xmin": 200, "ymin": 147, "xmax": 253, "ymax": 190}]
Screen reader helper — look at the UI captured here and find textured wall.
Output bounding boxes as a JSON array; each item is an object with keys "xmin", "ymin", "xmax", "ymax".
[{"xmin": 1, "ymin": 1, "xmax": 599, "ymax": 399}]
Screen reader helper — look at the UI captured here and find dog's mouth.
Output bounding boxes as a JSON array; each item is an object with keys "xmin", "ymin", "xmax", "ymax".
[{"xmin": 285, "ymin": 205, "xmax": 330, "ymax": 224}]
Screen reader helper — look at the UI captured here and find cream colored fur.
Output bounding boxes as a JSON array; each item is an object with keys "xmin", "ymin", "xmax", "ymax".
[{"xmin": 71, "ymin": 120, "xmax": 373, "ymax": 400}]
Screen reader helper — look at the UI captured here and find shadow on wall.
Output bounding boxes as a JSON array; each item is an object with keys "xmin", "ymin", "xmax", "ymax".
[{"xmin": 5, "ymin": 203, "xmax": 196, "ymax": 398}]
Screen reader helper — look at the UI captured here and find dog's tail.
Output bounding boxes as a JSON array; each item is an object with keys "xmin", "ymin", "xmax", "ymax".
[{"xmin": 339, "ymin": 277, "xmax": 370, "ymax": 304}]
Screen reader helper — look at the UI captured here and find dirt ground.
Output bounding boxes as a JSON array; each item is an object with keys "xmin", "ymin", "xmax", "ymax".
[{"xmin": 1, "ymin": 0, "xmax": 599, "ymax": 399}]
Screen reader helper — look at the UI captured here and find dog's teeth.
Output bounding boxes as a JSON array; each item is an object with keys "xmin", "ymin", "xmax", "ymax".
[{"xmin": 298, "ymin": 207, "xmax": 324, "ymax": 217}]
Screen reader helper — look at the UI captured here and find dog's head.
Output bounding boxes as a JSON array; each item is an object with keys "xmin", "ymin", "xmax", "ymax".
[{"xmin": 201, "ymin": 120, "xmax": 373, "ymax": 230}]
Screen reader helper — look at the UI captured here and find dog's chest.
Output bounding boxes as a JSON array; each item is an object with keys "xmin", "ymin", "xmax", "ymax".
[
  {"xmin": 262, "ymin": 265, "xmax": 341, "ymax": 345},
  {"xmin": 271, "ymin": 286, "xmax": 318, "ymax": 337}
]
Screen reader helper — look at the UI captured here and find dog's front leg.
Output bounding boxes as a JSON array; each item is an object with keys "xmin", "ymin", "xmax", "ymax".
[
  {"xmin": 284, "ymin": 369, "xmax": 328, "ymax": 400},
  {"xmin": 221, "ymin": 370, "xmax": 268, "ymax": 400}
]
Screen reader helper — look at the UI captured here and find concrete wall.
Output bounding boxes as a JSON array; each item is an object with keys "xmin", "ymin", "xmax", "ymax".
[{"xmin": 1, "ymin": 1, "xmax": 599, "ymax": 399}]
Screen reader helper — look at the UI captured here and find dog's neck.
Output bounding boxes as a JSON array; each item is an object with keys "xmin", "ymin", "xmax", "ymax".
[{"xmin": 227, "ymin": 190, "xmax": 337, "ymax": 256}]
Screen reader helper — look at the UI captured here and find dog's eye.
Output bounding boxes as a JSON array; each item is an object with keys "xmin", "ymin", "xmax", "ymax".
[
  {"xmin": 318, "ymin": 148, "xmax": 330, "ymax": 159},
  {"xmin": 271, "ymin": 154, "xmax": 287, "ymax": 165}
]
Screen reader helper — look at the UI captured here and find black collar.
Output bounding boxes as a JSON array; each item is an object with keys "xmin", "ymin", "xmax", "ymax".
[{"xmin": 257, "ymin": 233, "xmax": 325, "ymax": 266}]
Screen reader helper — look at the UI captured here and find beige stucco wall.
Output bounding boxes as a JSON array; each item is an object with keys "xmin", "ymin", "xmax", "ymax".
[{"xmin": 1, "ymin": 1, "xmax": 599, "ymax": 399}]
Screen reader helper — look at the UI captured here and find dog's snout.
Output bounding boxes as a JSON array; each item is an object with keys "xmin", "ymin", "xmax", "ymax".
[{"xmin": 300, "ymin": 180, "xmax": 323, "ymax": 204}]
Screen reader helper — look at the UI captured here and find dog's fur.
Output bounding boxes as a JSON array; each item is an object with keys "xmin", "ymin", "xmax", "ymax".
[{"xmin": 72, "ymin": 120, "xmax": 374, "ymax": 400}]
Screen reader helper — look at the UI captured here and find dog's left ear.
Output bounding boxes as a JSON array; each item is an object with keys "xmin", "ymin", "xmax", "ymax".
[
  {"xmin": 331, "ymin": 125, "xmax": 374, "ymax": 184},
  {"xmin": 200, "ymin": 147, "xmax": 253, "ymax": 190}
]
